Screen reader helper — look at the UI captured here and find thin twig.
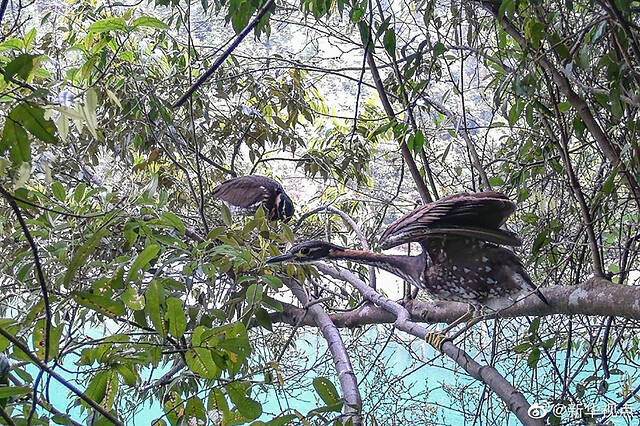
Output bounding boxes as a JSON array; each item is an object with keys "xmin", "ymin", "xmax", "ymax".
[
  {"xmin": 0, "ymin": 185, "xmax": 52, "ymax": 363},
  {"xmin": 0, "ymin": 327, "xmax": 123, "ymax": 426},
  {"xmin": 173, "ymin": 0, "xmax": 276, "ymax": 108}
]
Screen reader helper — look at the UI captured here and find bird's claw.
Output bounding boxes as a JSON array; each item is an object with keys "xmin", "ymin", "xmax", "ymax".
[{"xmin": 425, "ymin": 331, "xmax": 450, "ymax": 353}]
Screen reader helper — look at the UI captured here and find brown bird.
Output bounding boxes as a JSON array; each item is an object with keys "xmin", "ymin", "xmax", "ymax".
[
  {"xmin": 266, "ymin": 192, "xmax": 548, "ymax": 349},
  {"xmin": 212, "ymin": 175, "xmax": 294, "ymax": 222}
]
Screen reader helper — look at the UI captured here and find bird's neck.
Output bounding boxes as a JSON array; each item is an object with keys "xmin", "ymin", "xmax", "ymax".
[{"xmin": 332, "ymin": 249, "xmax": 424, "ymax": 287}]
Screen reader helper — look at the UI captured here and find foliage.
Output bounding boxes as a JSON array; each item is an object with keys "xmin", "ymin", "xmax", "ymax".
[{"xmin": 0, "ymin": 0, "xmax": 639, "ymax": 424}]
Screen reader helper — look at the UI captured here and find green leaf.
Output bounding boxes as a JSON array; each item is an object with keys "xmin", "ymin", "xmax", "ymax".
[
  {"xmin": 254, "ymin": 307, "xmax": 272, "ymax": 331},
  {"xmin": 1, "ymin": 118, "xmax": 30, "ymax": 164},
  {"xmin": 133, "ymin": 16, "xmax": 169, "ymax": 29},
  {"xmin": 72, "ymin": 292, "xmax": 125, "ymax": 317},
  {"xmin": 383, "ymin": 29, "xmax": 396, "ymax": 56},
  {"xmin": 350, "ymin": 7, "xmax": 364, "ymax": 22},
  {"xmin": 433, "ymin": 42, "xmax": 446, "ymax": 57},
  {"xmin": 161, "ymin": 212, "xmax": 185, "ymax": 235},
  {"xmin": 122, "ymin": 286, "xmax": 145, "ymax": 311},
  {"xmin": 88, "ymin": 17, "xmax": 127, "ymax": 33},
  {"xmin": 208, "ymin": 388, "xmax": 229, "ymax": 413},
  {"xmin": 4, "ymin": 54, "xmax": 38, "ymax": 81},
  {"xmin": 221, "ymin": 203, "xmax": 232, "ymax": 226},
  {"xmin": 24, "ymin": 28, "xmax": 36, "ymax": 50},
  {"xmin": 126, "ymin": 244, "xmax": 160, "ymax": 283},
  {"xmin": 9, "ymin": 103, "xmax": 58, "ymax": 144},
  {"xmin": 185, "ymin": 397, "xmax": 206, "ymax": 421},
  {"xmin": 358, "ymin": 21, "xmax": 371, "ymax": 48},
  {"xmin": 529, "ymin": 317, "xmax": 540, "ymax": 334},
  {"xmin": 0, "ymin": 39, "xmax": 23, "ymax": 51},
  {"xmin": 0, "ymin": 386, "xmax": 31, "ymax": 398},
  {"xmin": 246, "ymin": 283, "xmax": 263, "ymax": 306},
  {"xmin": 413, "ymin": 130, "xmax": 425, "ymax": 152},
  {"xmin": 145, "ymin": 279, "xmax": 165, "ymax": 337},
  {"xmin": 33, "ymin": 319, "xmax": 62, "ymax": 359},
  {"xmin": 489, "ymin": 176, "xmax": 504, "ymax": 186},
  {"xmin": 261, "ymin": 275, "xmax": 282, "ymax": 289},
  {"xmin": 313, "ymin": 377, "xmax": 341, "ymax": 406},
  {"xmin": 163, "ymin": 391, "xmax": 182, "ymax": 425},
  {"xmin": 63, "ymin": 226, "xmax": 110, "ymax": 286},
  {"xmin": 531, "ymin": 229, "xmax": 549, "ymax": 255},
  {"xmin": 115, "ymin": 364, "xmax": 138, "ymax": 386},
  {"xmin": 602, "ymin": 170, "xmax": 617, "ymax": 195},
  {"xmin": 498, "ymin": 0, "xmax": 515, "ymax": 19},
  {"xmin": 280, "ymin": 223, "xmax": 294, "ymax": 243},
  {"xmin": 52, "ymin": 181, "xmax": 65, "ymax": 201},
  {"xmin": 166, "ymin": 297, "xmax": 186, "ymax": 339},
  {"xmin": 73, "ymin": 183, "xmax": 86, "ymax": 203},
  {"xmin": 527, "ymin": 347, "xmax": 540, "ymax": 368},
  {"xmin": 186, "ymin": 347, "xmax": 220, "ymax": 379},
  {"xmin": 512, "ymin": 342, "xmax": 531, "ymax": 353},
  {"xmin": 83, "ymin": 88, "xmax": 98, "ymax": 139},
  {"xmin": 226, "ymin": 382, "xmax": 262, "ymax": 420}
]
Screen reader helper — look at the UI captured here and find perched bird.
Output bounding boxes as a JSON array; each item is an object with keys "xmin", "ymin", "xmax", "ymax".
[
  {"xmin": 266, "ymin": 192, "xmax": 548, "ymax": 349},
  {"xmin": 212, "ymin": 175, "xmax": 294, "ymax": 222}
]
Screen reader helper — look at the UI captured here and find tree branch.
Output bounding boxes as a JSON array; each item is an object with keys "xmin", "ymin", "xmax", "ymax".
[
  {"xmin": 0, "ymin": 185, "xmax": 52, "ymax": 363},
  {"xmin": 314, "ymin": 264, "xmax": 542, "ymax": 426},
  {"xmin": 270, "ymin": 276, "xmax": 638, "ymax": 328},
  {"xmin": 284, "ymin": 279, "xmax": 362, "ymax": 424},
  {"xmin": 173, "ymin": 0, "xmax": 276, "ymax": 108},
  {"xmin": 0, "ymin": 327, "xmax": 123, "ymax": 426}
]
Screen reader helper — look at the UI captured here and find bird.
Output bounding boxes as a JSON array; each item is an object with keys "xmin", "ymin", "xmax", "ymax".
[
  {"xmin": 212, "ymin": 175, "xmax": 294, "ymax": 222},
  {"xmin": 265, "ymin": 192, "xmax": 548, "ymax": 350}
]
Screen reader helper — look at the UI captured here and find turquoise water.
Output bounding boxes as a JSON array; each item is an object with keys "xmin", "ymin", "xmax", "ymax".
[
  {"xmin": 22, "ymin": 322, "xmax": 639, "ymax": 425},
  {"xmin": 27, "ymin": 326, "xmax": 462, "ymax": 424}
]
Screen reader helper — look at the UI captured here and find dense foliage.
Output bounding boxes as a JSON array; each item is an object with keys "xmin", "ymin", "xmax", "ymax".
[{"xmin": 1, "ymin": 0, "xmax": 640, "ymax": 424}]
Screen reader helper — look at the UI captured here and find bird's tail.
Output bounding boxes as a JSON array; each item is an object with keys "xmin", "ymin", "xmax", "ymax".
[{"xmin": 521, "ymin": 269, "xmax": 549, "ymax": 305}]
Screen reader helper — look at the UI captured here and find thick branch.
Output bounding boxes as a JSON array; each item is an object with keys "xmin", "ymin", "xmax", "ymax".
[
  {"xmin": 315, "ymin": 264, "xmax": 541, "ymax": 426},
  {"xmin": 284, "ymin": 279, "xmax": 362, "ymax": 424},
  {"xmin": 270, "ymin": 276, "xmax": 638, "ymax": 328}
]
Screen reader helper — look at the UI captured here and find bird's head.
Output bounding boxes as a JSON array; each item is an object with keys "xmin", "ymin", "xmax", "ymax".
[
  {"xmin": 265, "ymin": 240, "xmax": 346, "ymax": 264},
  {"xmin": 276, "ymin": 192, "xmax": 295, "ymax": 222}
]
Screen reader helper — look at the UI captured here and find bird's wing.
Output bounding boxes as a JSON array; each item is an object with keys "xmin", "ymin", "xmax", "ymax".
[
  {"xmin": 212, "ymin": 176, "xmax": 278, "ymax": 208},
  {"xmin": 434, "ymin": 192, "xmax": 516, "ymax": 228},
  {"xmin": 380, "ymin": 192, "xmax": 519, "ymax": 248}
]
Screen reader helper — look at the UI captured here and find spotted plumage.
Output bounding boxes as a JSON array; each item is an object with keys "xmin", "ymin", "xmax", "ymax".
[
  {"xmin": 420, "ymin": 236, "xmax": 547, "ymax": 311},
  {"xmin": 212, "ymin": 175, "xmax": 294, "ymax": 221}
]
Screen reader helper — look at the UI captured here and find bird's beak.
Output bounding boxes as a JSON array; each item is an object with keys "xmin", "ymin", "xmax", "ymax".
[{"xmin": 265, "ymin": 253, "xmax": 296, "ymax": 264}]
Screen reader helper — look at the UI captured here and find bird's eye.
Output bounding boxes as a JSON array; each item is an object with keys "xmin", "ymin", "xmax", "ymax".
[{"xmin": 301, "ymin": 248, "xmax": 310, "ymax": 255}]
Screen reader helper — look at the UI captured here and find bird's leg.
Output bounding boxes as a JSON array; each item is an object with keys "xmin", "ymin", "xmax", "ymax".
[
  {"xmin": 448, "ymin": 306, "xmax": 496, "ymax": 342},
  {"xmin": 425, "ymin": 305, "xmax": 475, "ymax": 352}
]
